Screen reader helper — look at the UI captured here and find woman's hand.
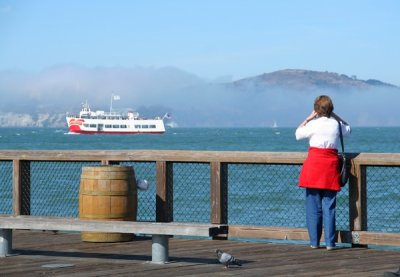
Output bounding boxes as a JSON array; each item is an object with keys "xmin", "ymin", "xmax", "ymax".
[
  {"xmin": 298, "ymin": 110, "xmax": 317, "ymax": 128},
  {"xmin": 306, "ymin": 111, "xmax": 317, "ymax": 122}
]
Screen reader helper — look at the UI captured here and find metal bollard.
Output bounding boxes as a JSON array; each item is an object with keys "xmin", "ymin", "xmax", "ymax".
[
  {"xmin": 151, "ymin": 235, "xmax": 169, "ymax": 264},
  {"xmin": 0, "ymin": 229, "xmax": 12, "ymax": 257}
]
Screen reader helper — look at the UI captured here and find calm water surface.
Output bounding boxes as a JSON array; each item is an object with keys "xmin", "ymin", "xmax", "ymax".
[{"xmin": 0, "ymin": 127, "xmax": 399, "ymax": 153}]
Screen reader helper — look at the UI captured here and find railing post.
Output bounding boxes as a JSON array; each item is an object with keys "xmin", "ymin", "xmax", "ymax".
[
  {"xmin": 349, "ymin": 160, "xmax": 367, "ymax": 247},
  {"xmin": 156, "ymin": 161, "xmax": 173, "ymax": 222},
  {"xmin": 210, "ymin": 161, "xmax": 228, "ymax": 226},
  {"xmin": 104, "ymin": 161, "xmax": 120, "ymax": 165},
  {"xmin": 12, "ymin": 160, "xmax": 30, "ymax": 216}
]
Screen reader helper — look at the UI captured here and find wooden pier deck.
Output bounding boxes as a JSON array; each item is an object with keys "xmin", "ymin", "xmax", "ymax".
[{"xmin": 0, "ymin": 230, "xmax": 399, "ymax": 276}]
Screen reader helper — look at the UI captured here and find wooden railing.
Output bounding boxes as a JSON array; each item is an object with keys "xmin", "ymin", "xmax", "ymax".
[{"xmin": 1, "ymin": 150, "xmax": 400, "ymax": 248}]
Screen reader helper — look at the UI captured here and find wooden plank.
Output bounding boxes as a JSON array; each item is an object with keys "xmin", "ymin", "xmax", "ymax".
[
  {"xmin": 210, "ymin": 161, "xmax": 227, "ymax": 224},
  {"xmin": 12, "ymin": 160, "xmax": 30, "ymax": 216},
  {"xmin": 3, "ymin": 149, "xmax": 399, "ymax": 166},
  {"xmin": 156, "ymin": 161, "xmax": 173, "ymax": 222},
  {"xmin": 228, "ymin": 225, "xmax": 310, "ymax": 241},
  {"xmin": 228, "ymin": 227, "xmax": 385, "ymax": 246},
  {"xmin": 2, "ymin": 149, "xmax": 400, "ymax": 166},
  {"xmin": 5, "ymin": 150, "xmax": 400, "ymax": 165},
  {"xmin": 12, "ymin": 159, "xmax": 22, "ymax": 216},
  {"xmin": 353, "ymin": 152, "xmax": 400, "ymax": 166},
  {"xmin": 349, "ymin": 164, "xmax": 367, "ymax": 232},
  {"xmin": 0, "ymin": 150, "xmax": 309, "ymax": 164},
  {"xmin": 351, "ymin": 231, "xmax": 400, "ymax": 247},
  {"xmin": 10, "ymin": 216, "xmax": 399, "ymax": 247},
  {"xmin": 0, "ymin": 216, "xmax": 225, "ymax": 237}
]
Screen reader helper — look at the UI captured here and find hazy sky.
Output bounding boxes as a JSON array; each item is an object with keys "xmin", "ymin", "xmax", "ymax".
[{"xmin": 1, "ymin": 0, "xmax": 399, "ymax": 85}]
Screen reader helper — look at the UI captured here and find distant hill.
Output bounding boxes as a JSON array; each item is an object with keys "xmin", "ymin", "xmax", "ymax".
[{"xmin": 231, "ymin": 69, "xmax": 399, "ymax": 91}]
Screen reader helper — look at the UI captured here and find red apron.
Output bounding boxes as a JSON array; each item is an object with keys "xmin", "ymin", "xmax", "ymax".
[{"xmin": 299, "ymin": 147, "xmax": 341, "ymax": 191}]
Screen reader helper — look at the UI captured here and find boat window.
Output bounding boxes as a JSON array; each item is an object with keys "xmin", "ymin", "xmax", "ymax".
[
  {"xmin": 83, "ymin": 124, "xmax": 90, "ymax": 127},
  {"xmin": 90, "ymin": 124, "xmax": 97, "ymax": 128},
  {"xmin": 105, "ymin": 124, "xmax": 112, "ymax": 128},
  {"xmin": 112, "ymin": 125, "xmax": 120, "ymax": 128},
  {"xmin": 135, "ymin": 125, "xmax": 141, "ymax": 128},
  {"xmin": 149, "ymin": 125, "xmax": 156, "ymax": 128},
  {"xmin": 120, "ymin": 125, "xmax": 127, "ymax": 128},
  {"xmin": 142, "ymin": 125, "xmax": 149, "ymax": 129}
]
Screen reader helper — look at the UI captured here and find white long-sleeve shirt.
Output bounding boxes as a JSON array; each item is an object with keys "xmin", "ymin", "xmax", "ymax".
[{"xmin": 295, "ymin": 117, "xmax": 351, "ymax": 149}]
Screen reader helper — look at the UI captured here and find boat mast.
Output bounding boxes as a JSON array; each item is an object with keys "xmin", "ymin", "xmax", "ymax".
[
  {"xmin": 110, "ymin": 94, "xmax": 113, "ymax": 114},
  {"xmin": 110, "ymin": 93, "xmax": 120, "ymax": 114}
]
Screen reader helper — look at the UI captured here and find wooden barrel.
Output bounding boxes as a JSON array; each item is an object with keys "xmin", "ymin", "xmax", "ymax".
[{"xmin": 79, "ymin": 166, "xmax": 137, "ymax": 242}]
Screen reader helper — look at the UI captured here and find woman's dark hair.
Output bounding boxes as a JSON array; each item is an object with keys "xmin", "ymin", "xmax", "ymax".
[{"xmin": 314, "ymin": 95, "xmax": 334, "ymax": 117}]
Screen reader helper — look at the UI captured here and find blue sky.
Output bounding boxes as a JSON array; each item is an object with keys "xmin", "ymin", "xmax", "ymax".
[{"xmin": 1, "ymin": 0, "xmax": 399, "ymax": 85}]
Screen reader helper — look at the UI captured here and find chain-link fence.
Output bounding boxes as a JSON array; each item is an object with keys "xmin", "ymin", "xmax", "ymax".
[
  {"xmin": 0, "ymin": 161, "xmax": 12, "ymax": 215},
  {"xmin": 0, "ymin": 159, "xmax": 399, "ymax": 233},
  {"xmin": 227, "ymin": 164, "xmax": 349, "ymax": 230},
  {"xmin": 120, "ymin": 161, "xmax": 156, "ymax": 222},
  {"xmin": 29, "ymin": 161, "xmax": 98, "ymax": 217},
  {"xmin": 366, "ymin": 166, "xmax": 400, "ymax": 232}
]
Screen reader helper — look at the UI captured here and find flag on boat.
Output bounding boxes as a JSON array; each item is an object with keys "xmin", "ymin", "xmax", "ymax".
[
  {"xmin": 113, "ymin": 95, "xmax": 120, "ymax": 100},
  {"xmin": 163, "ymin": 113, "xmax": 171, "ymax": 119}
]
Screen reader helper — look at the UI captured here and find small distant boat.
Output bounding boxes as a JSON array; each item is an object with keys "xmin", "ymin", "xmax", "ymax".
[
  {"xmin": 272, "ymin": 120, "xmax": 278, "ymax": 128},
  {"xmin": 66, "ymin": 95, "xmax": 167, "ymax": 134}
]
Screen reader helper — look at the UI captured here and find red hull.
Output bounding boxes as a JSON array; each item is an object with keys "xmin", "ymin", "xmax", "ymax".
[
  {"xmin": 68, "ymin": 127, "xmax": 164, "ymax": 135},
  {"xmin": 69, "ymin": 130, "xmax": 165, "ymax": 134}
]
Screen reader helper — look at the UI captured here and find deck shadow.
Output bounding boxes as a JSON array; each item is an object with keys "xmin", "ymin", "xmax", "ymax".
[{"xmin": 12, "ymin": 249, "xmax": 245, "ymax": 265}]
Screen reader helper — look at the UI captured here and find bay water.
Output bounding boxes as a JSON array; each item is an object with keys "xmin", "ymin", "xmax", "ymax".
[{"xmin": 1, "ymin": 126, "xmax": 399, "ymax": 153}]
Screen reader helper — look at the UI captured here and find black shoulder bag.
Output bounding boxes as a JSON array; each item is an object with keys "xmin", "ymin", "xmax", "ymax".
[{"xmin": 338, "ymin": 121, "xmax": 349, "ymax": 187}]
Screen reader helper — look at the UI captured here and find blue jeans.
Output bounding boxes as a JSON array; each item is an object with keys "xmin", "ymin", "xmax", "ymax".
[{"xmin": 305, "ymin": 188, "xmax": 337, "ymax": 247}]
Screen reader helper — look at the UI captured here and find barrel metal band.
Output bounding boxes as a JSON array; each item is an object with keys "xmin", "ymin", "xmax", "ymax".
[
  {"xmin": 80, "ymin": 214, "xmax": 133, "ymax": 219},
  {"xmin": 81, "ymin": 176, "xmax": 132, "ymax": 180},
  {"xmin": 80, "ymin": 191, "xmax": 136, "ymax": 196}
]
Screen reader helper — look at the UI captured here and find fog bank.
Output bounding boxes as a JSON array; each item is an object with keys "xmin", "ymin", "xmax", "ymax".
[{"xmin": 0, "ymin": 65, "xmax": 399, "ymax": 127}]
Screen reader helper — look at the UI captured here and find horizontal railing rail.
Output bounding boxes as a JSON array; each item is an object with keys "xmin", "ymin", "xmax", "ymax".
[{"xmin": 1, "ymin": 150, "xmax": 400, "ymax": 248}]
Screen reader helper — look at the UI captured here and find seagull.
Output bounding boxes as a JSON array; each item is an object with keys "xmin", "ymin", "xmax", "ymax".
[{"xmin": 215, "ymin": 249, "xmax": 242, "ymax": 268}]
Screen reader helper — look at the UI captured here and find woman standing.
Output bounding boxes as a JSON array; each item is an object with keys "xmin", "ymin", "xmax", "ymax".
[{"xmin": 295, "ymin": 95, "xmax": 351, "ymax": 250}]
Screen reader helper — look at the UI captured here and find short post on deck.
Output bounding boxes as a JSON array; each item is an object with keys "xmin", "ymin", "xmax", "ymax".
[
  {"xmin": 151, "ymin": 235, "xmax": 169, "ymax": 263},
  {"xmin": 0, "ymin": 229, "xmax": 12, "ymax": 257}
]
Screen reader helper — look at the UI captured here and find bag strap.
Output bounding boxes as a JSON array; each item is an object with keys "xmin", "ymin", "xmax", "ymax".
[{"xmin": 337, "ymin": 120, "xmax": 345, "ymax": 154}]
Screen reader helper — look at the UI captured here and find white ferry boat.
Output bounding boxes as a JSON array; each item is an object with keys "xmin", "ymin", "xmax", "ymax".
[{"xmin": 66, "ymin": 98, "xmax": 167, "ymax": 134}]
